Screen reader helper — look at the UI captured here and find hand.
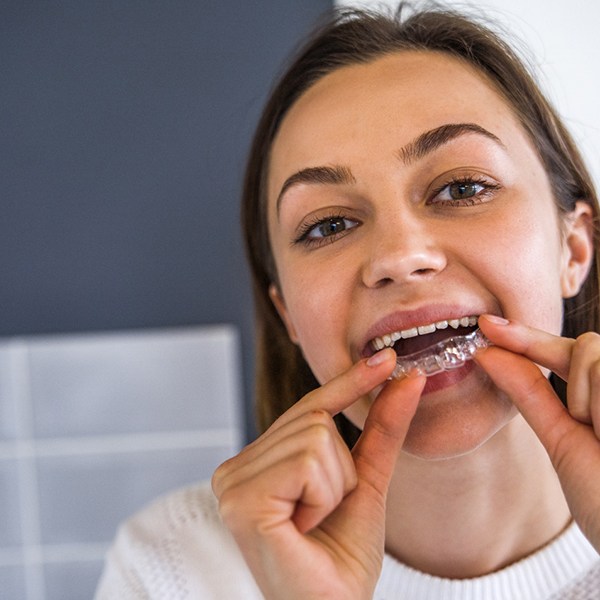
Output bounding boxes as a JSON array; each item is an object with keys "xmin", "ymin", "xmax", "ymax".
[
  {"xmin": 476, "ymin": 314, "xmax": 600, "ymax": 552},
  {"xmin": 211, "ymin": 349, "xmax": 425, "ymax": 599}
]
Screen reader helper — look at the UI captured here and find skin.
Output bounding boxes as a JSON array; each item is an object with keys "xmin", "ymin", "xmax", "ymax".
[{"xmin": 212, "ymin": 51, "xmax": 598, "ymax": 598}]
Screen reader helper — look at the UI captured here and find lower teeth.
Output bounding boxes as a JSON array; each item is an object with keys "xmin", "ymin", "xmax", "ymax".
[{"xmin": 390, "ymin": 329, "xmax": 490, "ymax": 379}]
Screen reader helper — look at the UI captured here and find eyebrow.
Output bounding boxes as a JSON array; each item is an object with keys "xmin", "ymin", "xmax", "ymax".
[
  {"xmin": 275, "ymin": 122, "xmax": 504, "ymax": 214},
  {"xmin": 397, "ymin": 122, "xmax": 504, "ymax": 165},
  {"xmin": 276, "ymin": 165, "xmax": 356, "ymax": 215}
]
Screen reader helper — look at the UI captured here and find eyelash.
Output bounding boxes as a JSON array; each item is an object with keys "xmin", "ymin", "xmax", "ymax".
[
  {"xmin": 293, "ymin": 212, "xmax": 359, "ymax": 248},
  {"xmin": 293, "ymin": 175, "xmax": 501, "ymax": 248},
  {"xmin": 427, "ymin": 174, "xmax": 501, "ymax": 206}
]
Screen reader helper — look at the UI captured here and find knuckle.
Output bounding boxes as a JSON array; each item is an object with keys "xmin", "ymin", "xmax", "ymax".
[
  {"xmin": 309, "ymin": 408, "xmax": 333, "ymax": 424},
  {"xmin": 569, "ymin": 408, "xmax": 592, "ymax": 425},
  {"xmin": 567, "ymin": 397, "xmax": 591, "ymax": 423},
  {"xmin": 210, "ymin": 473, "xmax": 222, "ymax": 497},
  {"xmin": 211, "ymin": 462, "xmax": 229, "ymax": 498},
  {"xmin": 590, "ymin": 363, "xmax": 600, "ymax": 393},
  {"xmin": 574, "ymin": 331, "xmax": 600, "ymax": 352},
  {"xmin": 298, "ymin": 448, "xmax": 326, "ymax": 478},
  {"xmin": 216, "ymin": 486, "xmax": 245, "ymax": 531},
  {"xmin": 306, "ymin": 419, "xmax": 338, "ymax": 452},
  {"xmin": 211, "ymin": 453, "xmax": 246, "ymax": 498},
  {"xmin": 216, "ymin": 485, "xmax": 234, "ymax": 515}
]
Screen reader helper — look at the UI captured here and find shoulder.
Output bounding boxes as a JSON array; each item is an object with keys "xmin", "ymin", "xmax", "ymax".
[{"xmin": 95, "ymin": 481, "xmax": 263, "ymax": 600}]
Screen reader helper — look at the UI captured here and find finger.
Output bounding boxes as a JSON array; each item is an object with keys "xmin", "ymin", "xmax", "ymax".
[
  {"xmin": 566, "ymin": 332, "xmax": 600, "ymax": 425},
  {"xmin": 217, "ymin": 449, "xmax": 342, "ymax": 542},
  {"xmin": 215, "ymin": 347, "xmax": 397, "ymax": 497},
  {"xmin": 291, "ymin": 428, "xmax": 355, "ymax": 533},
  {"xmin": 475, "ymin": 346, "xmax": 577, "ymax": 462},
  {"xmin": 352, "ymin": 373, "xmax": 425, "ymax": 497},
  {"xmin": 477, "ymin": 345, "xmax": 600, "ymax": 551},
  {"xmin": 592, "ymin": 362, "xmax": 600, "ymax": 438},
  {"xmin": 478, "ymin": 316, "xmax": 600, "ymax": 426},
  {"xmin": 275, "ymin": 348, "xmax": 398, "ymax": 428},
  {"xmin": 213, "ymin": 410, "xmax": 356, "ymax": 507},
  {"xmin": 477, "ymin": 314, "xmax": 574, "ymax": 380}
]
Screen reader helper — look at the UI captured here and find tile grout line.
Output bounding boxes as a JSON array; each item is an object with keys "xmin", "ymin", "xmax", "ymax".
[
  {"xmin": 0, "ymin": 427, "xmax": 238, "ymax": 460},
  {"xmin": 0, "ymin": 542, "xmax": 110, "ymax": 567},
  {"xmin": 35, "ymin": 427, "xmax": 239, "ymax": 457},
  {"xmin": 13, "ymin": 340, "xmax": 46, "ymax": 600}
]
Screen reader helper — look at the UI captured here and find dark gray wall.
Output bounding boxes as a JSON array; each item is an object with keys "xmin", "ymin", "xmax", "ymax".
[{"xmin": 1, "ymin": 0, "xmax": 331, "ymax": 441}]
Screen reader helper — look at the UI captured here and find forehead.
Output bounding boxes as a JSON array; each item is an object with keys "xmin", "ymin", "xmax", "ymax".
[{"xmin": 268, "ymin": 50, "xmax": 525, "ymax": 197}]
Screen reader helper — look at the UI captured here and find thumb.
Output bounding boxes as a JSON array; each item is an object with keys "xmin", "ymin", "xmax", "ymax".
[
  {"xmin": 352, "ymin": 374, "xmax": 425, "ymax": 496},
  {"xmin": 475, "ymin": 346, "xmax": 576, "ymax": 461}
]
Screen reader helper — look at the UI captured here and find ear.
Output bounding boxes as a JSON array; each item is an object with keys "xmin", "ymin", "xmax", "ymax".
[
  {"xmin": 268, "ymin": 284, "xmax": 299, "ymax": 344},
  {"xmin": 560, "ymin": 201, "xmax": 594, "ymax": 299}
]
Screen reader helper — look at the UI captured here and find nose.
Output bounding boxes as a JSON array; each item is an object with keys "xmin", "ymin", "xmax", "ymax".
[{"xmin": 361, "ymin": 220, "xmax": 447, "ymax": 288}]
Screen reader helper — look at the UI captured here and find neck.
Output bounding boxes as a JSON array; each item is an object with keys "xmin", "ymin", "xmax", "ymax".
[{"xmin": 385, "ymin": 415, "xmax": 571, "ymax": 579}]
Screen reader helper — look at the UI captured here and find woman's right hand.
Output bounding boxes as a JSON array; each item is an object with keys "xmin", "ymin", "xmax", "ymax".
[{"xmin": 211, "ymin": 349, "xmax": 425, "ymax": 600}]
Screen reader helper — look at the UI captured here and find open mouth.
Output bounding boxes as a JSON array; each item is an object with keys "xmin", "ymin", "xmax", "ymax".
[{"xmin": 369, "ymin": 315, "xmax": 479, "ymax": 357}]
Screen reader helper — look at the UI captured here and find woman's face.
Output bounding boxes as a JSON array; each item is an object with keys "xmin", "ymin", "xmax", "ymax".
[{"xmin": 266, "ymin": 51, "xmax": 581, "ymax": 459}]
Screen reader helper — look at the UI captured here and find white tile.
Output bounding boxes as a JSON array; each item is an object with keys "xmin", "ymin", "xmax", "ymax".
[
  {"xmin": 0, "ymin": 341, "xmax": 24, "ymax": 442},
  {"xmin": 36, "ymin": 445, "xmax": 233, "ymax": 545},
  {"xmin": 27, "ymin": 325, "xmax": 242, "ymax": 438},
  {"xmin": 0, "ymin": 461, "xmax": 23, "ymax": 547},
  {"xmin": 0, "ymin": 565, "xmax": 27, "ymax": 599},
  {"xmin": 44, "ymin": 560, "xmax": 104, "ymax": 600}
]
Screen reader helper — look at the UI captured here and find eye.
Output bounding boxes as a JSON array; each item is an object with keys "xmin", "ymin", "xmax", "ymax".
[
  {"xmin": 295, "ymin": 214, "xmax": 360, "ymax": 246},
  {"xmin": 428, "ymin": 176, "xmax": 500, "ymax": 206},
  {"xmin": 310, "ymin": 216, "xmax": 356, "ymax": 238},
  {"xmin": 446, "ymin": 181, "xmax": 483, "ymax": 200}
]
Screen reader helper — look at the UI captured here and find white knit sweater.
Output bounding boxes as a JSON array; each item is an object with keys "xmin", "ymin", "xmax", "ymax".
[{"xmin": 95, "ymin": 482, "xmax": 600, "ymax": 599}]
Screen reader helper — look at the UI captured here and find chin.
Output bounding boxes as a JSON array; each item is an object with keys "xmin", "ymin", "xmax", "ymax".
[
  {"xmin": 401, "ymin": 410, "xmax": 515, "ymax": 461},
  {"xmin": 400, "ymin": 368, "xmax": 517, "ymax": 461}
]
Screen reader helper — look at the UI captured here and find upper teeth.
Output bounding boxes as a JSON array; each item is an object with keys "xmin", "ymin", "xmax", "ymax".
[{"xmin": 371, "ymin": 316, "xmax": 479, "ymax": 351}]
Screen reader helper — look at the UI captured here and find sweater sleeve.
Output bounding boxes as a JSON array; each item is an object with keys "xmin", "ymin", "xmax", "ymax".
[{"xmin": 94, "ymin": 482, "xmax": 264, "ymax": 600}]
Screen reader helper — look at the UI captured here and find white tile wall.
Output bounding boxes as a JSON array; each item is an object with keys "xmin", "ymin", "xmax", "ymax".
[
  {"xmin": 0, "ymin": 342, "xmax": 20, "ymax": 441},
  {"xmin": 0, "ymin": 325, "xmax": 243, "ymax": 600},
  {"xmin": 0, "ymin": 461, "xmax": 22, "ymax": 547},
  {"xmin": 0, "ymin": 565, "xmax": 27, "ymax": 599}
]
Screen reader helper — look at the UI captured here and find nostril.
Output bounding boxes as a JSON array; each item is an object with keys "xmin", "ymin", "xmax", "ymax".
[
  {"xmin": 413, "ymin": 267, "xmax": 436, "ymax": 276},
  {"xmin": 374, "ymin": 276, "xmax": 394, "ymax": 288},
  {"xmin": 362, "ymin": 245, "xmax": 447, "ymax": 288}
]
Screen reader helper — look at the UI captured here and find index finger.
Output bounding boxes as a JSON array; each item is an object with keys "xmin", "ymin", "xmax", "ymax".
[
  {"xmin": 270, "ymin": 348, "xmax": 398, "ymax": 432},
  {"xmin": 478, "ymin": 314, "xmax": 574, "ymax": 380}
]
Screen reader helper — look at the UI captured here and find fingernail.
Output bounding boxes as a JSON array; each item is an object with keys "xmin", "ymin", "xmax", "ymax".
[
  {"xmin": 367, "ymin": 349, "xmax": 391, "ymax": 367},
  {"xmin": 482, "ymin": 314, "xmax": 509, "ymax": 326}
]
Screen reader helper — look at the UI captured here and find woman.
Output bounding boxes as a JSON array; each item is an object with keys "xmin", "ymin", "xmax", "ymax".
[{"xmin": 97, "ymin": 5, "xmax": 600, "ymax": 598}]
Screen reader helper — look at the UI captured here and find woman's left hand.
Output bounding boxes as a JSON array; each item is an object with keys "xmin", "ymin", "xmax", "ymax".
[{"xmin": 476, "ymin": 314, "xmax": 600, "ymax": 553}]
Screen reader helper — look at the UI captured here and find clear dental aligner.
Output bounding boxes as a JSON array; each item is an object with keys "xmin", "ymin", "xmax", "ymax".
[{"xmin": 391, "ymin": 328, "xmax": 490, "ymax": 379}]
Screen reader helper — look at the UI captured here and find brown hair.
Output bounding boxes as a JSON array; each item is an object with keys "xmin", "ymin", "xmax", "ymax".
[{"xmin": 241, "ymin": 4, "xmax": 600, "ymax": 443}]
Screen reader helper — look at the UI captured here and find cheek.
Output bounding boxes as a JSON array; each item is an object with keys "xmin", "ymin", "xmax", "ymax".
[
  {"xmin": 466, "ymin": 210, "xmax": 564, "ymax": 332},
  {"xmin": 280, "ymin": 265, "xmax": 355, "ymax": 384}
]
